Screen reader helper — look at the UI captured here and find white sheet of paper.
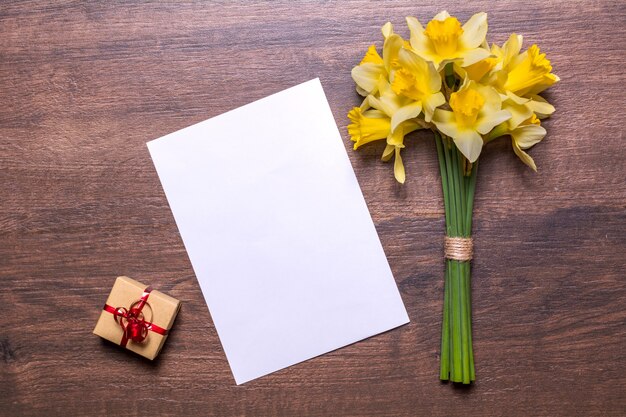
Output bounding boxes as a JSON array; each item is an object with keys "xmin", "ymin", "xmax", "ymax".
[{"xmin": 147, "ymin": 78, "xmax": 409, "ymax": 384}]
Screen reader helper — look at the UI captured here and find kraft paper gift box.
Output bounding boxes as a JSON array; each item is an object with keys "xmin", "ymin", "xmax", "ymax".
[{"xmin": 93, "ymin": 276, "xmax": 181, "ymax": 360}]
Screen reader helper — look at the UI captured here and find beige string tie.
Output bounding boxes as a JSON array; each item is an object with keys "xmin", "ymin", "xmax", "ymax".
[{"xmin": 444, "ymin": 236, "xmax": 473, "ymax": 262}]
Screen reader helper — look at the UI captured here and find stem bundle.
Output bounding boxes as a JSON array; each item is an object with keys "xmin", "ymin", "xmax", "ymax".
[{"xmin": 435, "ymin": 131, "xmax": 477, "ymax": 384}]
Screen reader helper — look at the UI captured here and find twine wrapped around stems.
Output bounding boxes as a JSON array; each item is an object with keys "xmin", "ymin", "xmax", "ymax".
[{"xmin": 444, "ymin": 236, "xmax": 473, "ymax": 262}]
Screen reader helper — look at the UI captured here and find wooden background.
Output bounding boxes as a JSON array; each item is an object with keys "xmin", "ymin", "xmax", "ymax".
[{"xmin": 1, "ymin": 1, "xmax": 624, "ymax": 416}]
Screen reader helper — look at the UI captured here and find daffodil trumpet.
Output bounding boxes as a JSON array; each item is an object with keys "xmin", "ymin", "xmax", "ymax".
[{"xmin": 347, "ymin": 11, "xmax": 558, "ymax": 384}]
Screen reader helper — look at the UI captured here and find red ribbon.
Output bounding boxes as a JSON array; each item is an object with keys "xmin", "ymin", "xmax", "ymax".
[{"xmin": 103, "ymin": 286, "xmax": 168, "ymax": 347}]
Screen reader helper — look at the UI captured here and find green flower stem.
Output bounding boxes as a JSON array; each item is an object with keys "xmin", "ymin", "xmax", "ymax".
[
  {"xmin": 436, "ymin": 131, "xmax": 478, "ymax": 384},
  {"xmin": 465, "ymin": 162, "xmax": 478, "ymax": 381},
  {"xmin": 452, "ymin": 149, "xmax": 471, "ymax": 383},
  {"xmin": 445, "ymin": 63, "xmax": 456, "ymax": 90},
  {"xmin": 434, "ymin": 133, "xmax": 451, "ymax": 235},
  {"xmin": 435, "ymin": 133, "xmax": 451, "ymax": 381},
  {"xmin": 465, "ymin": 162, "xmax": 478, "ymax": 235},
  {"xmin": 440, "ymin": 136, "xmax": 463, "ymax": 381}
]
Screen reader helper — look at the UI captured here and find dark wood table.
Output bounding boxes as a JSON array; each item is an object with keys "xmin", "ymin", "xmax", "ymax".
[{"xmin": 1, "ymin": 1, "xmax": 625, "ymax": 416}]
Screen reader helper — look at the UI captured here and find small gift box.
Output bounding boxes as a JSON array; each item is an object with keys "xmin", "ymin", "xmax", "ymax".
[{"xmin": 93, "ymin": 276, "xmax": 181, "ymax": 360}]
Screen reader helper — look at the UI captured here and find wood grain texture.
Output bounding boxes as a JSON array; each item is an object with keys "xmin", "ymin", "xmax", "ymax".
[{"xmin": 1, "ymin": 1, "xmax": 625, "ymax": 416}]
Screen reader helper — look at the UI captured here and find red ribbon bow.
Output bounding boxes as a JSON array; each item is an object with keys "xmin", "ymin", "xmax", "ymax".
[{"xmin": 103, "ymin": 286, "xmax": 168, "ymax": 347}]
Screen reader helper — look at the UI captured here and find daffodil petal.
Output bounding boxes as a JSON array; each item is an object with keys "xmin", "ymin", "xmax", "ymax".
[
  {"xmin": 383, "ymin": 34, "xmax": 404, "ymax": 72},
  {"xmin": 394, "ymin": 147, "xmax": 406, "ymax": 183},
  {"xmin": 476, "ymin": 110, "xmax": 512, "ymax": 134},
  {"xmin": 395, "ymin": 48, "xmax": 442, "ymax": 94},
  {"xmin": 433, "ymin": 10, "xmax": 451, "ymax": 21},
  {"xmin": 426, "ymin": 61, "xmax": 442, "ymax": 92},
  {"xmin": 511, "ymin": 124, "xmax": 546, "ymax": 149},
  {"xmin": 359, "ymin": 95, "xmax": 373, "ymax": 111},
  {"xmin": 351, "ymin": 63, "xmax": 385, "ymax": 96},
  {"xmin": 386, "ymin": 126, "xmax": 405, "ymax": 147},
  {"xmin": 453, "ymin": 128, "xmax": 484, "ymax": 162},
  {"xmin": 374, "ymin": 78, "xmax": 413, "ymax": 116},
  {"xmin": 460, "ymin": 12, "xmax": 488, "ymax": 49},
  {"xmin": 391, "ymin": 102, "xmax": 423, "ymax": 133},
  {"xmin": 512, "ymin": 140, "xmax": 537, "ymax": 171},
  {"xmin": 356, "ymin": 86, "xmax": 369, "ymax": 96},
  {"xmin": 360, "ymin": 45, "xmax": 384, "ymax": 65},
  {"xmin": 460, "ymin": 47, "xmax": 492, "ymax": 67},
  {"xmin": 376, "ymin": 76, "xmax": 393, "ymax": 97},
  {"xmin": 381, "ymin": 22, "xmax": 394, "ymax": 39},
  {"xmin": 436, "ymin": 123, "xmax": 466, "ymax": 144},
  {"xmin": 502, "ymin": 33, "xmax": 523, "ymax": 68},
  {"xmin": 411, "ymin": 50, "xmax": 458, "ymax": 71},
  {"xmin": 436, "ymin": 57, "xmax": 463, "ymax": 72},
  {"xmin": 423, "ymin": 92, "xmax": 446, "ymax": 122},
  {"xmin": 364, "ymin": 94, "xmax": 384, "ymax": 112},
  {"xmin": 503, "ymin": 100, "xmax": 532, "ymax": 129},
  {"xmin": 406, "ymin": 16, "xmax": 429, "ymax": 53},
  {"xmin": 432, "ymin": 108, "xmax": 455, "ymax": 125},
  {"xmin": 505, "ymin": 91, "xmax": 530, "ymax": 105},
  {"xmin": 474, "ymin": 81, "xmax": 504, "ymax": 113},
  {"xmin": 526, "ymin": 95, "xmax": 556, "ymax": 117},
  {"xmin": 397, "ymin": 47, "xmax": 423, "ymax": 72},
  {"xmin": 381, "ymin": 144, "xmax": 395, "ymax": 161},
  {"xmin": 403, "ymin": 120, "xmax": 421, "ymax": 135}
]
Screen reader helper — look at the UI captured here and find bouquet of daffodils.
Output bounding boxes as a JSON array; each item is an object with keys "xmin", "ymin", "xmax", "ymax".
[{"xmin": 347, "ymin": 11, "xmax": 558, "ymax": 384}]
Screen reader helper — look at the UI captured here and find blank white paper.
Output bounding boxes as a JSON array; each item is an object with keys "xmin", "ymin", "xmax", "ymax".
[{"xmin": 147, "ymin": 78, "xmax": 409, "ymax": 384}]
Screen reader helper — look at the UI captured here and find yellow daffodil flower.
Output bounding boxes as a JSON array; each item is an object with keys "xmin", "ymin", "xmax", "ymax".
[
  {"xmin": 462, "ymin": 55, "xmax": 499, "ymax": 83},
  {"xmin": 461, "ymin": 33, "xmax": 558, "ymax": 122},
  {"xmin": 363, "ymin": 76, "xmax": 424, "ymax": 134},
  {"xmin": 347, "ymin": 108, "xmax": 391, "ymax": 149},
  {"xmin": 347, "ymin": 107, "xmax": 419, "ymax": 183},
  {"xmin": 351, "ymin": 22, "xmax": 403, "ymax": 96},
  {"xmin": 502, "ymin": 92, "xmax": 534, "ymax": 129},
  {"xmin": 499, "ymin": 91, "xmax": 555, "ymax": 129},
  {"xmin": 524, "ymin": 94, "xmax": 556, "ymax": 119},
  {"xmin": 406, "ymin": 11, "xmax": 491, "ymax": 70},
  {"xmin": 469, "ymin": 33, "xmax": 559, "ymax": 98},
  {"xmin": 458, "ymin": 33, "xmax": 515, "ymax": 82},
  {"xmin": 351, "ymin": 44, "xmax": 385, "ymax": 96},
  {"xmin": 504, "ymin": 44, "xmax": 559, "ymax": 97},
  {"xmin": 484, "ymin": 95, "xmax": 549, "ymax": 171},
  {"xmin": 433, "ymin": 80, "xmax": 511, "ymax": 162},
  {"xmin": 482, "ymin": 88, "xmax": 553, "ymax": 172},
  {"xmin": 347, "ymin": 13, "xmax": 556, "ymax": 182},
  {"xmin": 347, "ymin": 80, "xmax": 422, "ymax": 184},
  {"xmin": 390, "ymin": 48, "xmax": 446, "ymax": 122},
  {"xmin": 357, "ymin": 78, "xmax": 426, "ymax": 182},
  {"xmin": 509, "ymin": 115, "xmax": 546, "ymax": 171}
]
